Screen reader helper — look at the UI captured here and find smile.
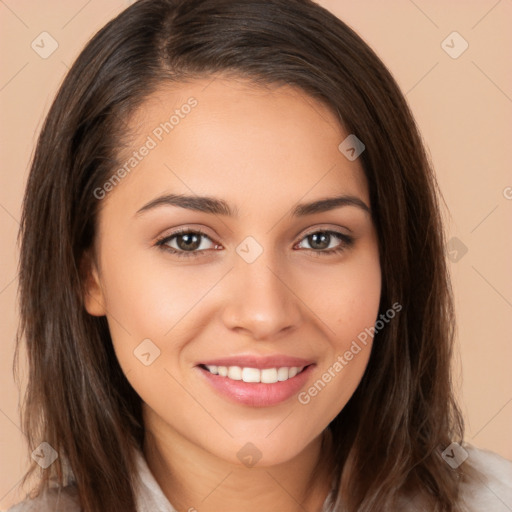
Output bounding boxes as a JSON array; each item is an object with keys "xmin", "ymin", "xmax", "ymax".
[
  {"xmin": 197, "ymin": 361, "xmax": 315, "ymax": 407},
  {"xmin": 203, "ymin": 364, "xmax": 307, "ymax": 383}
]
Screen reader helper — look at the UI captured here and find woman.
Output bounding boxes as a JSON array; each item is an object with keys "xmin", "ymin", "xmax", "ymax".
[{"xmin": 10, "ymin": 0, "xmax": 512, "ymax": 511}]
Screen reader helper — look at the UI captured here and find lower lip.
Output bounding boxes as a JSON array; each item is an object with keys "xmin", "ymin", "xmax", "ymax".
[{"xmin": 197, "ymin": 365, "xmax": 315, "ymax": 407}]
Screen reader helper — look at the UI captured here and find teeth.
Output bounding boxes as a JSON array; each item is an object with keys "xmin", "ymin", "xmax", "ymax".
[
  {"xmin": 277, "ymin": 367, "xmax": 289, "ymax": 381},
  {"xmin": 204, "ymin": 365, "xmax": 304, "ymax": 383},
  {"xmin": 227, "ymin": 366, "xmax": 242, "ymax": 380},
  {"xmin": 261, "ymin": 368, "xmax": 278, "ymax": 384},
  {"xmin": 242, "ymin": 367, "xmax": 260, "ymax": 383}
]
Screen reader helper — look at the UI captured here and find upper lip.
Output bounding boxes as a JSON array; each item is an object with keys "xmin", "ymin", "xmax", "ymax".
[{"xmin": 198, "ymin": 355, "xmax": 315, "ymax": 369}]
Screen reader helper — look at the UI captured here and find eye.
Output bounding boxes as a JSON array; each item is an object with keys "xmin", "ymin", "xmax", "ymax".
[
  {"xmin": 155, "ymin": 228, "xmax": 354, "ymax": 259},
  {"xmin": 295, "ymin": 230, "xmax": 354, "ymax": 256},
  {"xmin": 155, "ymin": 228, "xmax": 220, "ymax": 258}
]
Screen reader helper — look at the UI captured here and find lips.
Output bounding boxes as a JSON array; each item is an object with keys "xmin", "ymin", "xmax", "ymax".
[{"xmin": 196, "ymin": 354, "xmax": 315, "ymax": 407}]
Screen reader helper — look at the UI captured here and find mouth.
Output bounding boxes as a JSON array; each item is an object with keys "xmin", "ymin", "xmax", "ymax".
[
  {"xmin": 199, "ymin": 363, "xmax": 310, "ymax": 383},
  {"xmin": 196, "ymin": 359, "xmax": 315, "ymax": 407}
]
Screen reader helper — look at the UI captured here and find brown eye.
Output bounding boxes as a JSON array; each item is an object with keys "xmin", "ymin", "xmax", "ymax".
[
  {"xmin": 156, "ymin": 229, "xmax": 219, "ymax": 258},
  {"xmin": 173, "ymin": 232, "xmax": 203, "ymax": 251},
  {"xmin": 296, "ymin": 230, "xmax": 354, "ymax": 255}
]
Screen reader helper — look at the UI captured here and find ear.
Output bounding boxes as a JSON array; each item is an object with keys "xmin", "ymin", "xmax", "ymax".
[{"xmin": 80, "ymin": 250, "xmax": 107, "ymax": 316}]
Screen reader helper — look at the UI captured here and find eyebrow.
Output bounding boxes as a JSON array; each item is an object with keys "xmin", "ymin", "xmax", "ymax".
[{"xmin": 135, "ymin": 193, "xmax": 371, "ymax": 218}]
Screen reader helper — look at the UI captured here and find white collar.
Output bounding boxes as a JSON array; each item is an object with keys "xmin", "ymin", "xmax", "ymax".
[{"xmin": 133, "ymin": 450, "xmax": 178, "ymax": 512}]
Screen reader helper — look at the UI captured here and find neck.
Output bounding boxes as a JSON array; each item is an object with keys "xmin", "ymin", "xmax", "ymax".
[{"xmin": 142, "ymin": 415, "xmax": 335, "ymax": 512}]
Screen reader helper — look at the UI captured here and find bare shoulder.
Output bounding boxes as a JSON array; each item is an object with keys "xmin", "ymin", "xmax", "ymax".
[
  {"xmin": 460, "ymin": 444, "xmax": 512, "ymax": 512},
  {"xmin": 7, "ymin": 484, "xmax": 80, "ymax": 512}
]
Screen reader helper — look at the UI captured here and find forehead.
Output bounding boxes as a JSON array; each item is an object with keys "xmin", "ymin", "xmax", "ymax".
[{"xmin": 104, "ymin": 75, "xmax": 369, "ymax": 215}]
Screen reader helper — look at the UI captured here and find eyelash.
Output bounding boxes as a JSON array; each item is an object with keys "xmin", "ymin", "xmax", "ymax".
[{"xmin": 155, "ymin": 228, "xmax": 354, "ymax": 259}]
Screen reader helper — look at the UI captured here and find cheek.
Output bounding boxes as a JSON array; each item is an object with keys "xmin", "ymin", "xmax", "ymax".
[
  {"xmin": 312, "ymin": 241, "xmax": 382, "ymax": 348},
  {"xmin": 331, "ymin": 262, "xmax": 382, "ymax": 346},
  {"xmin": 99, "ymin": 247, "xmax": 218, "ymax": 340},
  {"xmin": 98, "ymin": 255, "xmax": 216, "ymax": 421},
  {"xmin": 297, "ymin": 245, "xmax": 381, "ymax": 421}
]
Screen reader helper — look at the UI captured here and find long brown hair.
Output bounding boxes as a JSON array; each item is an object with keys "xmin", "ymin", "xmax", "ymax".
[{"xmin": 15, "ymin": 0, "xmax": 478, "ymax": 510}]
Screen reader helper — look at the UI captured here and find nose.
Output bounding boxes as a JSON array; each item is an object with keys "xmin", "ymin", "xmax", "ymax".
[{"xmin": 220, "ymin": 248, "xmax": 303, "ymax": 340}]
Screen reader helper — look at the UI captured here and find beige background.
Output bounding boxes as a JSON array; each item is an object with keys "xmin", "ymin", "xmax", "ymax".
[{"xmin": 1, "ymin": 0, "xmax": 511, "ymax": 508}]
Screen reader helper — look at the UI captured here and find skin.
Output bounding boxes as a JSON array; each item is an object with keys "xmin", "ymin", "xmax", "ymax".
[{"xmin": 84, "ymin": 75, "xmax": 381, "ymax": 512}]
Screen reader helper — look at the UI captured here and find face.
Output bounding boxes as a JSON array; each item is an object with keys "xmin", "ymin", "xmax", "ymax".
[{"xmin": 84, "ymin": 76, "xmax": 381, "ymax": 467}]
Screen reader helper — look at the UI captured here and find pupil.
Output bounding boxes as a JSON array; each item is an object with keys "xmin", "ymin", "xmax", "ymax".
[
  {"xmin": 179, "ymin": 233, "xmax": 200, "ymax": 251},
  {"xmin": 310, "ymin": 232, "xmax": 329, "ymax": 250}
]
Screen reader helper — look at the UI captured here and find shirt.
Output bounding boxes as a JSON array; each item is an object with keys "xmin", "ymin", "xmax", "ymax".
[{"xmin": 6, "ymin": 443, "xmax": 512, "ymax": 511}]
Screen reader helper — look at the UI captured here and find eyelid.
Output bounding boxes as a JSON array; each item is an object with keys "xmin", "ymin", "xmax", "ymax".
[{"xmin": 297, "ymin": 224, "xmax": 352, "ymax": 239}]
